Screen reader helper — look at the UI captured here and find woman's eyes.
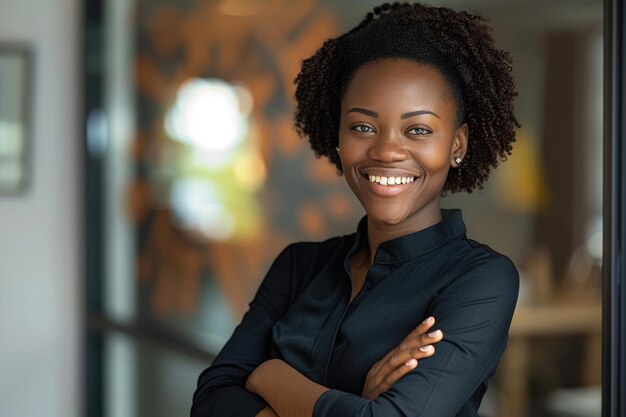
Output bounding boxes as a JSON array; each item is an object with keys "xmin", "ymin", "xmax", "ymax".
[
  {"xmin": 351, "ymin": 124, "xmax": 374, "ymax": 133},
  {"xmin": 349, "ymin": 125, "xmax": 432, "ymax": 135},
  {"xmin": 407, "ymin": 127, "xmax": 431, "ymax": 135}
]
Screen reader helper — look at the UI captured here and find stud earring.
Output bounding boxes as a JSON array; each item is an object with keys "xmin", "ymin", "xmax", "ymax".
[
  {"xmin": 454, "ymin": 155, "xmax": 463, "ymax": 165},
  {"xmin": 336, "ymin": 146, "xmax": 340, "ymax": 152}
]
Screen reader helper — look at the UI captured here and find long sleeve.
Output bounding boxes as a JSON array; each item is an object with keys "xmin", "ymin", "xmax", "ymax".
[
  {"xmin": 191, "ymin": 244, "xmax": 296, "ymax": 417},
  {"xmin": 313, "ymin": 253, "xmax": 519, "ymax": 417}
]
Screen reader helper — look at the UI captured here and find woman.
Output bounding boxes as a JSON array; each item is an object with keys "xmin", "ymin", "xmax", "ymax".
[{"xmin": 191, "ymin": 3, "xmax": 519, "ymax": 417}]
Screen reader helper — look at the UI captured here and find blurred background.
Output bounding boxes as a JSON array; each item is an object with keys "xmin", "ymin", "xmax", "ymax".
[{"xmin": 0, "ymin": 0, "xmax": 604, "ymax": 416}]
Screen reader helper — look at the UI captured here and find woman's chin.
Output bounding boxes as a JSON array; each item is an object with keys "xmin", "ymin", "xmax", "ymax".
[{"xmin": 365, "ymin": 209, "xmax": 410, "ymax": 227}]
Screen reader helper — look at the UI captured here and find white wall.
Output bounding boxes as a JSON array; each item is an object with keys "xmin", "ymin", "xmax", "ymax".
[{"xmin": 0, "ymin": 1, "xmax": 80, "ymax": 417}]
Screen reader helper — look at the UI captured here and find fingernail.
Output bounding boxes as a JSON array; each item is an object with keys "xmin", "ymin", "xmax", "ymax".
[
  {"xmin": 422, "ymin": 316, "xmax": 434, "ymax": 324},
  {"xmin": 428, "ymin": 330, "xmax": 442, "ymax": 338},
  {"xmin": 419, "ymin": 345, "xmax": 434, "ymax": 352},
  {"xmin": 405, "ymin": 359, "xmax": 417, "ymax": 367}
]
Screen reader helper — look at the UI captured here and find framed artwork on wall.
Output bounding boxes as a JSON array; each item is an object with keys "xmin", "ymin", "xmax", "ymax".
[{"xmin": 0, "ymin": 45, "xmax": 32, "ymax": 195}]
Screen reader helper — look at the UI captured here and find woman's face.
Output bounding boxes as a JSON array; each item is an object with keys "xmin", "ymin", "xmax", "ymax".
[{"xmin": 338, "ymin": 58, "xmax": 468, "ymax": 227}]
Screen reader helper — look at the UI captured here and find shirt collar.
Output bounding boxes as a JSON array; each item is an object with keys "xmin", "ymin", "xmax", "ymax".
[{"xmin": 351, "ymin": 208, "xmax": 467, "ymax": 264}]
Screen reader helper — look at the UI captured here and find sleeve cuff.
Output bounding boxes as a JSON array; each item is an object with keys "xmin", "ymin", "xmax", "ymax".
[
  {"xmin": 191, "ymin": 385, "xmax": 267, "ymax": 417},
  {"xmin": 313, "ymin": 389, "xmax": 366, "ymax": 417}
]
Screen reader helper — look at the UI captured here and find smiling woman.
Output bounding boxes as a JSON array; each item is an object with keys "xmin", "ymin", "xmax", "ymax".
[{"xmin": 191, "ymin": 3, "xmax": 520, "ymax": 417}]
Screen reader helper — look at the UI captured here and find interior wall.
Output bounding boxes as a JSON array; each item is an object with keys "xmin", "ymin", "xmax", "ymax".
[{"xmin": 0, "ymin": 1, "xmax": 81, "ymax": 417}]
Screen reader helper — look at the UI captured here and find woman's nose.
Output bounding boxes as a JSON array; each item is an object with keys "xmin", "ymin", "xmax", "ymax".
[{"xmin": 367, "ymin": 135, "xmax": 409, "ymax": 162}]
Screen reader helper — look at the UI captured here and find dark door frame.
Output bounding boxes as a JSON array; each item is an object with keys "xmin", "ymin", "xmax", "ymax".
[{"xmin": 603, "ymin": 0, "xmax": 626, "ymax": 416}]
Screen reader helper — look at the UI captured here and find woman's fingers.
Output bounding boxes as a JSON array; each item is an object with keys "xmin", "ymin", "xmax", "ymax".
[
  {"xmin": 401, "ymin": 316, "xmax": 436, "ymax": 343},
  {"xmin": 379, "ymin": 357, "xmax": 419, "ymax": 391},
  {"xmin": 400, "ymin": 328, "xmax": 444, "ymax": 352},
  {"xmin": 370, "ymin": 319, "xmax": 443, "ymax": 376},
  {"xmin": 362, "ymin": 316, "xmax": 444, "ymax": 399},
  {"xmin": 371, "ymin": 329, "xmax": 443, "ymax": 379},
  {"xmin": 363, "ymin": 356, "xmax": 421, "ymax": 400},
  {"xmin": 377, "ymin": 342, "xmax": 437, "ymax": 376},
  {"xmin": 367, "ymin": 346, "xmax": 435, "ymax": 398}
]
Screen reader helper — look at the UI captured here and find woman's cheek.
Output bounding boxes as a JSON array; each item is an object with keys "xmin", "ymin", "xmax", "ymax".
[{"xmin": 413, "ymin": 146, "xmax": 452, "ymax": 173}]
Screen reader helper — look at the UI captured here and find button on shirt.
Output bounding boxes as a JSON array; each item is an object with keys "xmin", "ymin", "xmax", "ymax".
[{"xmin": 191, "ymin": 209, "xmax": 519, "ymax": 417}]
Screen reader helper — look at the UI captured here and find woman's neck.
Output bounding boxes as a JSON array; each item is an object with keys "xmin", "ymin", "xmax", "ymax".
[{"xmin": 364, "ymin": 204, "xmax": 443, "ymax": 266}]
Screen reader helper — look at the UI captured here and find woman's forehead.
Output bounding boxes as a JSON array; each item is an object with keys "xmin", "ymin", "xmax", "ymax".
[{"xmin": 341, "ymin": 59, "xmax": 457, "ymax": 111}]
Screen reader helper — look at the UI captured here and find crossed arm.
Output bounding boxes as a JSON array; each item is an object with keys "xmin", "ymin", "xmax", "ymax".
[
  {"xmin": 191, "ymin": 245, "xmax": 518, "ymax": 417},
  {"xmin": 245, "ymin": 318, "xmax": 442, "ymax": 417}
]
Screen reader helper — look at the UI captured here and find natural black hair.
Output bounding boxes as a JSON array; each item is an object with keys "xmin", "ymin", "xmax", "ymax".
[{"xmin": 294, "ymin": 2, "xmax": 520, "ymax": 193}]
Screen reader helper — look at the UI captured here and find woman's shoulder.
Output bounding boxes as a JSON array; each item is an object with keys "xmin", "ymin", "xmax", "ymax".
[
  {"xmin": 283, "ymin": 233, "xmax": 354, "ymax": 259},
  {"xmin": 268, "ymin": 234, "xmax": 354, "ymax": 296},
  {"xmin": 449, "ymin": 238, "xmax": 520, "ymax": 297}
]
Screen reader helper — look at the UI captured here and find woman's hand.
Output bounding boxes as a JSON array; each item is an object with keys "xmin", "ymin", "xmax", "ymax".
[{"xmin": 362, "ymin": 316, "xmax": 443, "ymax": 400}]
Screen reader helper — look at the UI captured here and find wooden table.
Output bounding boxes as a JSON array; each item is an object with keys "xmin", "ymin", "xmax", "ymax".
[{"xmin": 499, "ymin": 302, "xmax": 602, "ymax": 417}]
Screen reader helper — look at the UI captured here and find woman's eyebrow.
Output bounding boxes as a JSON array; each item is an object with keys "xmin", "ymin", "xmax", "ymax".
[
  {"xmin": 345, "ymin": 108, "xmax": 440, "ymax": 120},
  {"xmin": 345, "ymin": 107, "xmax": 379, "ymax": 118},
  {"xmin": 400, "ymin": 110, "xmax": 440, "ymax": 119}
]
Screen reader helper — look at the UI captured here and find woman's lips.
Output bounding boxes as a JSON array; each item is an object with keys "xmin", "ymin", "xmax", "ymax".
[
  {"xmin": 358, "ymin": 167, "xmax": 422, "ymax": 196},
  {"xmin": 360, "ymin": 172, "xmax": 418, "ymax": 197}
]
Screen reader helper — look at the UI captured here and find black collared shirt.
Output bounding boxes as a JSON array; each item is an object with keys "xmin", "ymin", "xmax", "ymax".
[{"xmin": 191, "ymin": 209, "xmax": 519, "ymax": 417}]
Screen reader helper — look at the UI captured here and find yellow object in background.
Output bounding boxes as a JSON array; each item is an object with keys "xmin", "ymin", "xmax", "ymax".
[{"xmin": 493, "ymin": 129, "xmax": 548, "ymax": 214}]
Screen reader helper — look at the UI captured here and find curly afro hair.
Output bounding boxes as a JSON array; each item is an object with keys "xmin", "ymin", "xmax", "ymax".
[{"xmin": 294, "ymin": 2, "xmax": 520, "ymax": 193}]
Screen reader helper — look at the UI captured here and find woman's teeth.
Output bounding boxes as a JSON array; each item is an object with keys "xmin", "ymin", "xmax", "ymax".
[{"xmin": 367, "ymin": 174, "xmax": 416, "ymax": 185}]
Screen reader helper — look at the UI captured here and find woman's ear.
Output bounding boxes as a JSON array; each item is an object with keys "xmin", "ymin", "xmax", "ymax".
[
  {"xmin": 335, "ymin": 145, "xmax": 343, "ymax": 173},
  {"xmin": 451, "ymin": 123, "xmax": 469, "ymax": 167}
]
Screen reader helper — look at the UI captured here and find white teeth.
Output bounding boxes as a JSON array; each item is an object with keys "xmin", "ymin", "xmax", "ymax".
[{"xmin": 367, "ymin": 174, "xmax": 416, "ymax": 186}]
